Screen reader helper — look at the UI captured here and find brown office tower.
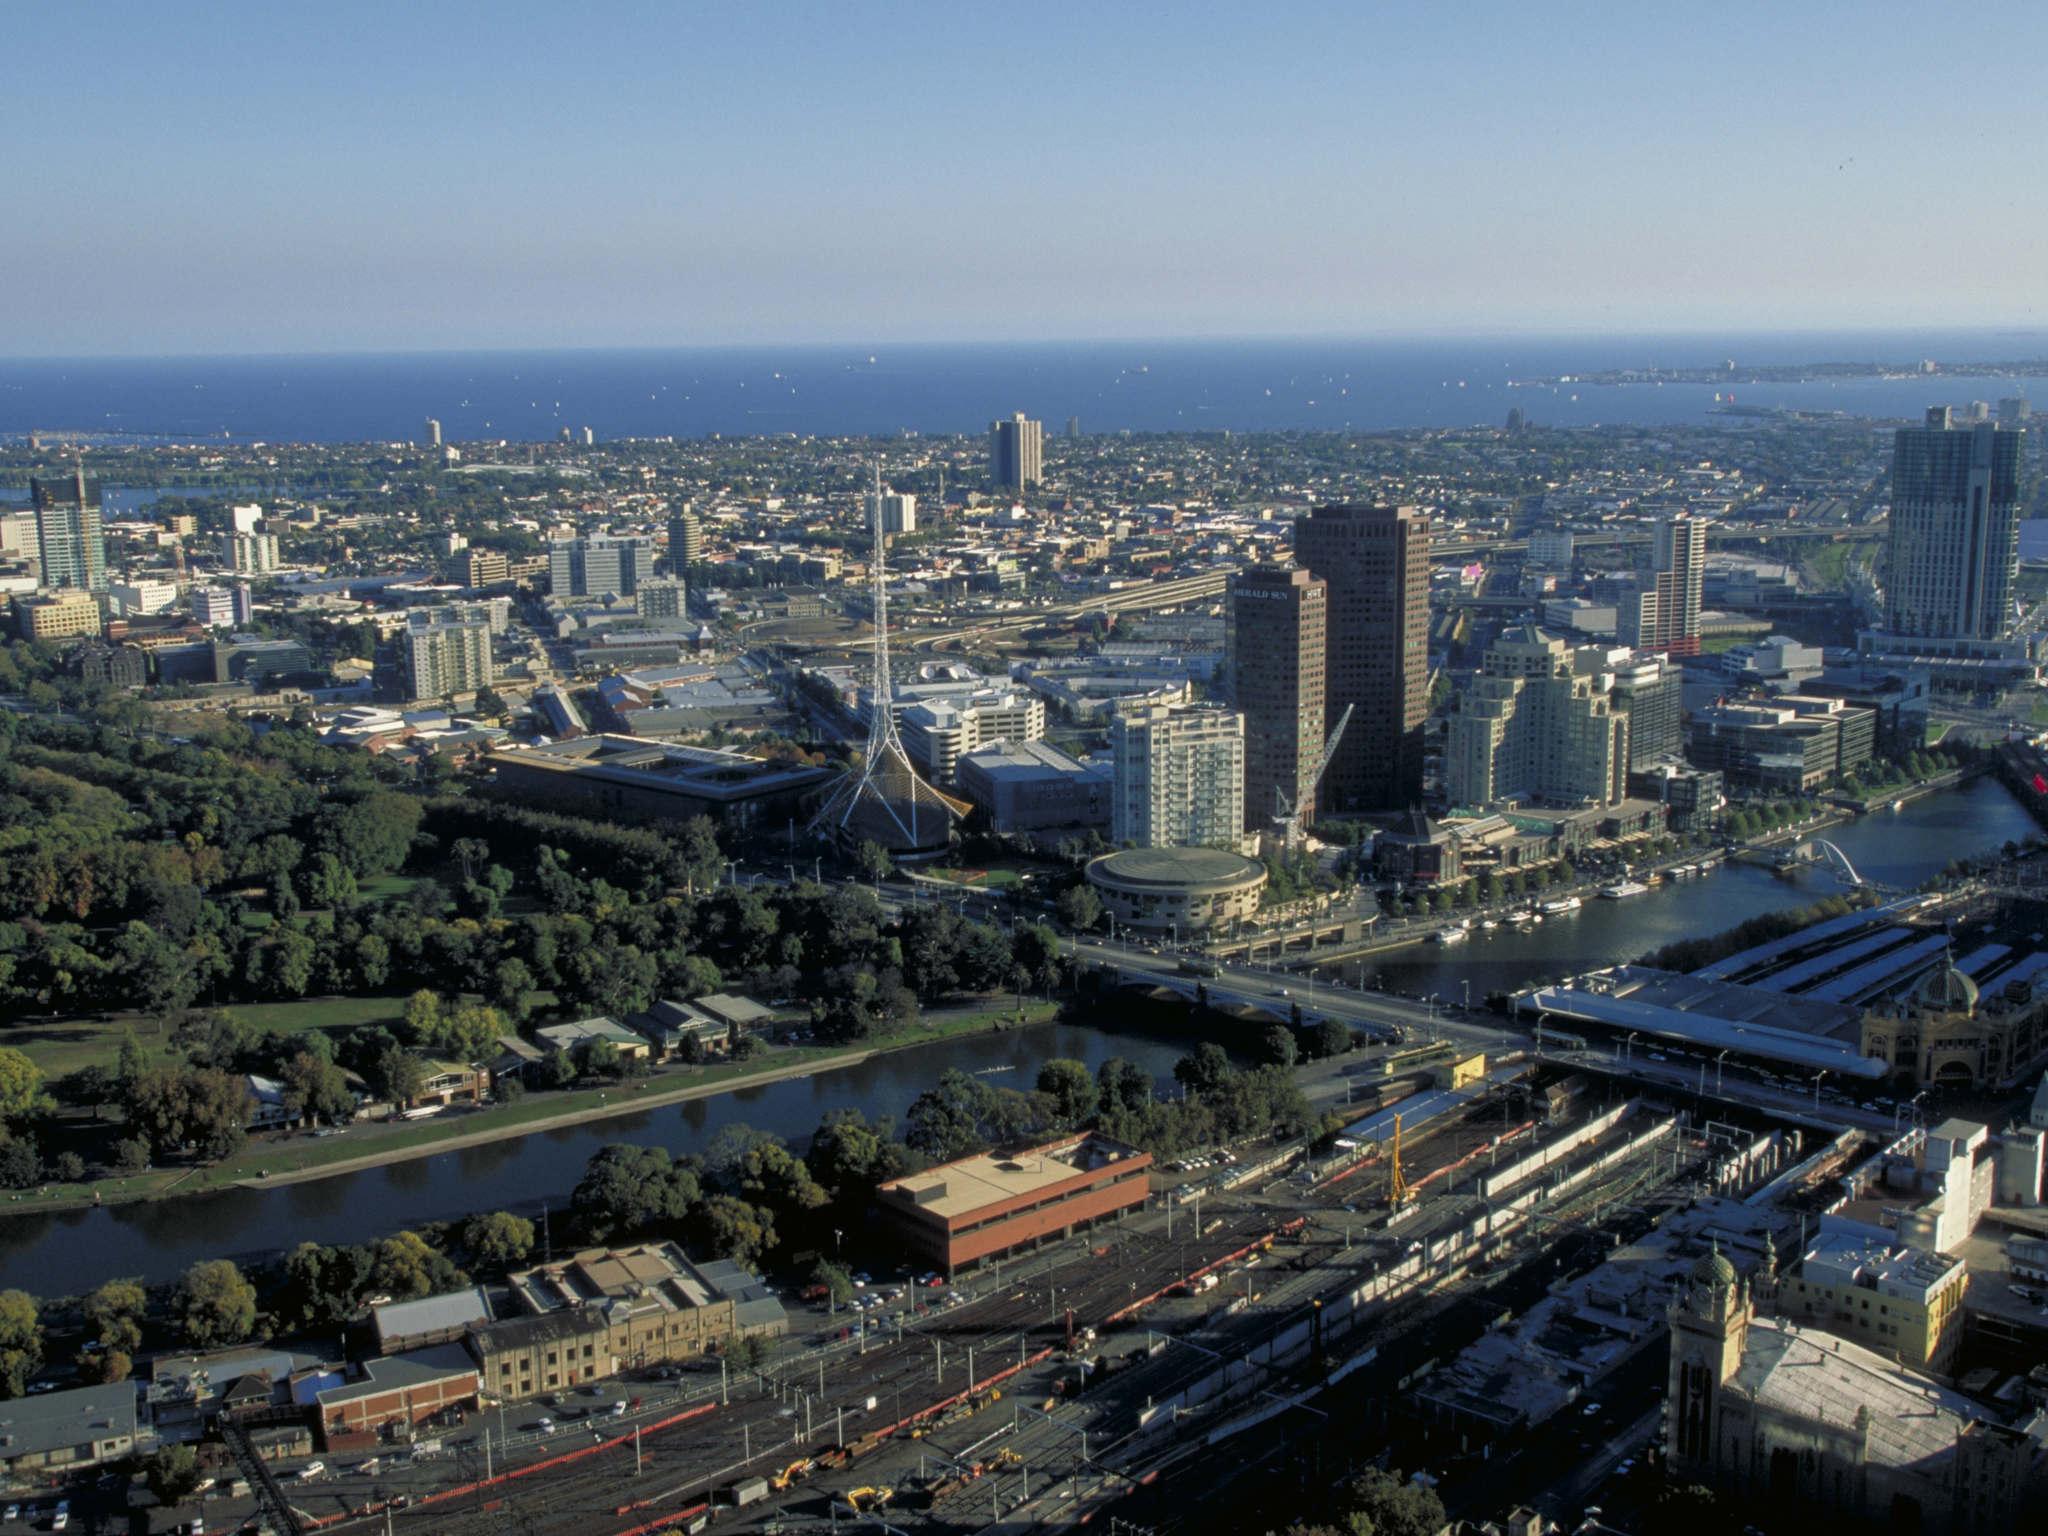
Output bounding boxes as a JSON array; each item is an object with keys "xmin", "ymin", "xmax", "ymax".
[
  {"xmin": 1228, "ymin": 565, "xmax": 1326, "ymax": 834},
  {"xmin": 1293, "ymin": 503, "xmax": 1429, "ymax": 812}
]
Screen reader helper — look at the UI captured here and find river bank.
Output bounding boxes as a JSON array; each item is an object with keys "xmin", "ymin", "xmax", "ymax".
[{"xmin": 13, "ymin": 1000, "xmax": 1060, "ymax": 1218}]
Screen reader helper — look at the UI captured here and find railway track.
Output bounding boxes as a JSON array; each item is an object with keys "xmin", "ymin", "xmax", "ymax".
[{"xmin": 360, "ymin": 1208, "xmax": 1286, "ymax": 1535}]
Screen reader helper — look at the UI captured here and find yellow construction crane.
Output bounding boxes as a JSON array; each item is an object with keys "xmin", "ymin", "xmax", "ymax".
[{"xmin": 1388, "ymin": 1113, "xmax": 1408, "ymax": 1208}]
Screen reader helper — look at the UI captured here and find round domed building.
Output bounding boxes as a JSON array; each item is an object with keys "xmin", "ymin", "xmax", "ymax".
[
  {"xmin": 1859, "ymin": 950, "xmax": 2047, "ymax": 1089},
  {"xmin": 1085, "ymin": 846, "xmax": 1267, "ymax": 934}
]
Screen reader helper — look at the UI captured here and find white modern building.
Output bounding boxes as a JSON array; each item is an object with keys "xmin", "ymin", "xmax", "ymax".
[
  {"xmin": 222, "ymin": 530, "xmax": 280, "ymax": 575},
  {"xmin": 108, "ymin": 579, "xmax": 180, "ymax": 618},
  {"xmin": 1109, "ymin": 704, "xmax": 1245, "ymax": 850},
  {"xmin": 898, "ymin": 690, "xmax": 1046, "ymax": 783},
  {"xmin": 402, "ymin": 605, "xmax": 494, "ymax": 702}
]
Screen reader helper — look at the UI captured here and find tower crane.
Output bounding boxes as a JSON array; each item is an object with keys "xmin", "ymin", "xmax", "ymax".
[{"xmin": 1272, "ymin": 703, "xmax": 1353, "ymax": 852}]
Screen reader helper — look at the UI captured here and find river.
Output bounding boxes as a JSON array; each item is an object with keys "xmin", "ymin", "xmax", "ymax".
[
  {"xmin": 0, "ymin": 776, "xmax": 2034, "ymax": 1294},
  {"xmin": 0, "ymin": 1021, "xmax": 1195, "ymax": 1295},
  {"xmin": 1337, "ymin": 774, "xmax": 2039, "ymax": 1006}
]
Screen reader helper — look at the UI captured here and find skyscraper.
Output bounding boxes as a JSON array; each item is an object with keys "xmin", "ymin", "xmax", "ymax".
[
  {"xmin": 1443, "ymin": 628, "xmax": 1629, "ymax": 809},
  {"xmin": 1228, "ymin": 565, "xmax": 1326, "ymax": 834},
  {"xmin": 988, "ymin": 413, "xmax": 1044, "ymax": 489},
  {"xmin": 549, "ymin": 534, "xmax": 655, "ymax": 599},
  {"xmin": 1292, "ymin": 503, "xmax": 1429, "ymax": 812},
  {"xmin": 1885, "ymin": 406, "xmax": 2023, "ymax": 641},
  {"xmin": 1617, "ymin": 514, "xmax": 1706, "ymax": 657},
  {"xmin": 870, "ymin": 490, "xmax": 917, "ymax": 536},
  {"xmin": 1110, "ymin": 705, "xmax": 1244, "ymax": 850},
  {"xmin": 666, "ymin": 508, "xmax": 704, "ymax": 571},
  {"xmin": 422, "ymin": 417, "xmax": 443, "ymax": 448},
  {"xmin": 402, "ymin": 606, "xmax": 494, "ymax": 701},
  {"xmin": 29, "ymin": 470, "xmax": 107, "ymax": 593}
]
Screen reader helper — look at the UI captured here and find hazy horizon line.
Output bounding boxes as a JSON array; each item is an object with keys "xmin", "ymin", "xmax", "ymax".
[{"xmin": 9, "ymin": 322, "xmax": 2048, "ymax": 367}]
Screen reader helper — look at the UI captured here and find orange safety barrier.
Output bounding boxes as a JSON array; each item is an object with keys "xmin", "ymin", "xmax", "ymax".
[
  {"xmin": 606, "ymin": 1497, "xmax": 711, "ymax": 1536},
  {"xmin": 1103, "ymin": 1218, "xmax": 1306, "ymax": 1325}
]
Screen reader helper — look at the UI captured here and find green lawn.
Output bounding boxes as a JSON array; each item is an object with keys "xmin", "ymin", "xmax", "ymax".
[
  {"xmin": 9, "ymin": 993, "xmax": 415, "ymax": 1081},
  {"xmin": 356, "ymin": 873, "xmax": 425, "ymax": 903},
  {"xmin": 928, "ymin": 866, "xmax": 1024, "ymax": 889}
]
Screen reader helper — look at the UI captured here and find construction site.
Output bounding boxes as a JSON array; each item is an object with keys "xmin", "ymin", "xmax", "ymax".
[{"xmin": 222, "ymin": 1056, "xmax": 1841, "ymax": 1536}]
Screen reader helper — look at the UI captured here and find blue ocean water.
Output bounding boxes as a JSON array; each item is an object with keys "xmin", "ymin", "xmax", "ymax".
[{"xmin": 4, "ymin": 332, "xmax": 2048, "ymax": 445}]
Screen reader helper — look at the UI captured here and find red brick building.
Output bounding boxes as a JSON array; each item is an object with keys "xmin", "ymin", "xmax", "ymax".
[
  {"xmin": 875, "ymin": 1134, "xmax": 1152, "ymax": 1275},
  {"xmin": 313, "ymin": 1344, "xmax": 479, "ymax": 1443}
]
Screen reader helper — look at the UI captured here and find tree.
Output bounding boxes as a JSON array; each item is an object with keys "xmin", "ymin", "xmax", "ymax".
[
  {"xmin": 574, "ymin": 1144, "xmax": 701, "ymax": 1241},
  {"xmin": 178, "ymin": 1259, "xmax": 257, "ymax": 1348},
  {"xmin": 1054, "ymin": 883, "xmax": 1102, "ymax": 932},
  {"xmin": 1173, "ymin": 1043, "xmax": 1233, "ymax": 1100},
  {"xmin": 1338, "ymin": 1469, "xmax": 1443, "ymax": 1536},
  {"xmin": 370, "ymin": 1230, "xmax": 464, "ymax": 1299},
  {"xmin": 491, "ymin": 957, "xmax": 537, "ymax": 1020},
  {"xmin": 810, "ymin": 1259, "xmax": 856, "ymax": 1307},
  {"xmin": 111, "ymin": 1137, "xmax": 150, "ymax": 1176},
  {"xmin": 692, "ymin": 1194, "xmax": 777, "ymax": 1267},
  {"xmin": 537, "ymin": 1047, "xmax": 577, "ymax": 1091},
  {"xmin": 84, "ymin": 1278, "xmax": 147, "ymax": 1355},
  {"xmin": 1036, "ymin": 1059, "xmax": 1099, "ymax": 1127},
  {"xmin": 1312, "ymin": 1017, "xmax": 1355, "ymax": 1060},
  {"xmin": 373, "ymin": 1046, "xmax": 428, "ymax": 1107},
  {"xmin": 145, "ymin": 1444, "xmax": 205, "ymax": 1504},
  {"xmin": 402, "ymin": 989, "xmax": 444, "ymax": 1043},
  {"xmin": 580, "ymin": 1038, "xmax": 625, "ymax": 1079},
  {"xmin": 854, "ymin": 840, "xmax": 893, "ymax": 883},
  {"xmin": 0, "ymin": 1138, "xmax": 40, "ymax": 1190},
  {"xmin": 1261, "ymin": 1025, "xmax": 1299, "ymax": 1069},
  {"xmin": 1097, "ymin": 1057, "xmax": 1154, "ymax": 1115},
  {"xmin": 0, "ymin": 1290, "xmax": 42, "ymax": 1398},
  {"xmin": 277, "ymin": 1242, "xmax": 375, "ymax": 1331},
  {"xmin": 461, "ymin": 1211, "xmax": 535, "ymax": 1271},
  {"xmin": 0, "ymin": 1048, "xmax": 45, "ymax": 1123},
  {"xmin": 806, "ymin": 1109, "xmax": 909, "ymax": 1197},
  {"xmin": 280, "ymin": 1051, "xmax": 355, "ymax": 1126},
  {"xmin": 95, "ymin": 1349, "xmax": 133, "ymax": 1384}
]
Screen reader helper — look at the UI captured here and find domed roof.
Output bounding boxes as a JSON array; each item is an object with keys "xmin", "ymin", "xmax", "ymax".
[
  {"xmin": 1691, "ymin": 1249, "xmax": 1737, "ymax": 1288},
  {"xmin": 1911, "ymin": 961, "xmax": 1978, "ymax": 1016}
]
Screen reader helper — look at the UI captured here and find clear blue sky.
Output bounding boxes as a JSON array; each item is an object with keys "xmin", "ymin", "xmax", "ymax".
[{"xmin": 12, "ymin": 0, "xmax": 2042, "ymax": 355}]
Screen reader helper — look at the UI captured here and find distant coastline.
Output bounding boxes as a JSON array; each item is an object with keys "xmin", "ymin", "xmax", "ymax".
[{"xmin": 5, "ymin": 331, "xmax": 2048, "ymax": 443}]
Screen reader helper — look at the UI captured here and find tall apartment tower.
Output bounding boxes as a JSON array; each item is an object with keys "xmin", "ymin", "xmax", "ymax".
[
  {"xmin": 1292, "ymin": 504, "xmax": 1429, "ymax": 812},
  {"xmin": 988, "ymin": 413, "xmax": 1044, "ymax": 489},
  {"xmin": 870, "ymin": 491, "xmax": 917, "ymax": 536},
  {"xmin": 1228, "ymin": 566, "xmax": 1327, "ymax": 834},
  {"xmin": 1885, "ymin": 406, "xmax": 2023, "ymax": 641},
  {"xmin": 550, "ymin": 534, "xmax": 654, "ymax": 599},
  {"xmin": 1109, "ymin": 705, "xmax": 1245, "ymax": 850},
  {"xmin": 402, "ymin": 606, "xmax": 494, "ymax": 701},
  {"xmin": 667, "ymin": 508, "xmax": 705, "ymax": 571},
  {"xmin": 422, "ymin": 417, "xmax": 443, "ymax": 448},
  {"xmin": 1618, "ymin": 515, "xmax": 1707, "ymax": 657},
  {"xmin": 29, "ymin": 470, "xmax": 108, "ymax": 593}
]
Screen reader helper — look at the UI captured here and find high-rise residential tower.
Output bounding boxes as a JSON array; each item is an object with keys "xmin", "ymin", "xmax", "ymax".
[
  {"xmin": 870, "ymin": 490, "xmax": 917, "ymax": 536},
  {"xmin": 1110, "ymin": 705, "xmax": 1244, "ymax": 850},
  {"xmin": 1228, "ymin": 565, "xmax": 1327, "ymax": 834},
  {"xmin": 666, "ymin": 508, "xmax": 704, "ymax": 572},
  {"xmin": 402, "ymin": 606, "xmax": 494, "ymax": 702},
  {"xmin": 988, "ymin": 413, "xmax": 1044, "ymax": 489},
  {"xmin": 422, "ymin": 418, "xmax": 443, "ymax": 448},
  {"xmin": 1618, "ymin": 515, "xmax": 1708, "ymax": 658},
  {"xmin": 550, "ymin": 533, "xmax": 654, "ymax": 599},
  {"xmin": 1885, "ymin": 406, "xmax": 2023, "ymax": 641},
  {"xmin": 29, "ymin": 470, "xmax": 107, "ymax": 593},
  {"xmin": 1292, "ymin": 503, "xmax": 1429, "ymax": 812}
]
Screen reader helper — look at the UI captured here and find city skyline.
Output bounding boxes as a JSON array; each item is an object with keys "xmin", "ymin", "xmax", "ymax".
[{"xmin": 11, "ymin": 3, "xmax": 2048, "ymax": 356}]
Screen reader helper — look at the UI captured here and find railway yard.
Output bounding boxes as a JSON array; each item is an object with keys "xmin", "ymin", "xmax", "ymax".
[{"xmin": 178, "ymin": 1060, "xmax": 1809, "ymax": 1536}]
